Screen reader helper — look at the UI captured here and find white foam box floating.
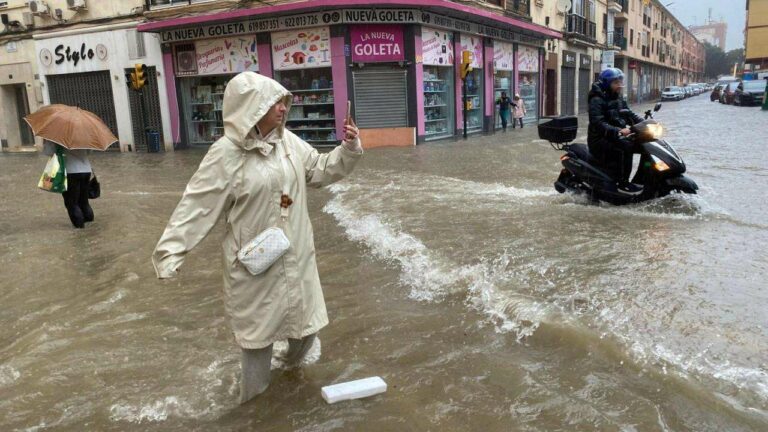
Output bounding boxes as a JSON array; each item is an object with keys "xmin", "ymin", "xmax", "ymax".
[{"xmin": 321, "ymin": 376, "xmax": 387, "ymax": 404}]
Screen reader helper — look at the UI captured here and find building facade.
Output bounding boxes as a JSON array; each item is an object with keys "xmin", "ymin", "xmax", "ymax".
[
  {"xmin": 746, "ymin": 0, "xmax": 768, "ymax": 72},
  {"xmin": 138, "ymin": 0, "xmax": 560, "ymax": 147},
  {"xmin": 0, "ymin": 0, "xmax": 174, "ymax": 152}
]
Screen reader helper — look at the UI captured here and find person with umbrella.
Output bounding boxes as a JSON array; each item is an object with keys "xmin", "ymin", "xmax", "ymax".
[{"xmin": 26, "ymin": 104, "xmax": 117, "ymax": 228}]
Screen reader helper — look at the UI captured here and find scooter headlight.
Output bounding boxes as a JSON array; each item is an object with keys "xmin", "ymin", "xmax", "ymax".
[
  {"xmin": 651, "ymin": 155, "xmax": 670, "ymax": 172},
  {"xmin": 646, "ymin": 123, "xmax": 664, "ymax": 139}
]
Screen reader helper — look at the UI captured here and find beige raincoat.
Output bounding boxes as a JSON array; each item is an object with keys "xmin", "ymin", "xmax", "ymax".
[{"xmin": 152, "ymin": 72, "xmax": 362, "ymax": 349}]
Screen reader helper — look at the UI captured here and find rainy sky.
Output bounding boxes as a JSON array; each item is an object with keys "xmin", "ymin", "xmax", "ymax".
[{"xmin": 662, "ymin": 0, "xmax": 747, "ymax": 51}]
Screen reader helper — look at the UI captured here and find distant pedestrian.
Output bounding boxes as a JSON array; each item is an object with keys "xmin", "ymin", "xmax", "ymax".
[
  {"xmin": 42, "ymin": 140, "xmax": 94, "ymax": 228},
  {"xmin": 512, "ymin": 93, "xmax": 526, "ymax": 128},
  {"xmin": 496, "ymin": 91, "xmax": 512, "ymax": 131}
]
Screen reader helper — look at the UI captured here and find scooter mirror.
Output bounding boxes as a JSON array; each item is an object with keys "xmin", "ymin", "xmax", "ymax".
[{"xmin": 654, "ymin": 102, "xmax": 662, "ymax": 112}]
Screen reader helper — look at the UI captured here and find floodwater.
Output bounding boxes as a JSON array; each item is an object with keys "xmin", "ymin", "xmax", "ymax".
[{"xmin": 1, "ymin": 95, "xmax": 766, "ymax": 431}]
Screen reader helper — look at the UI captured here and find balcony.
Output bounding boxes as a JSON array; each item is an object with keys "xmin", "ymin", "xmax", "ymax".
[
  {"xmin": 504, "ymin": 0, "xmax": 531, "ymax": 20},
  {"xmin": 565, "ymin": 14, "xmax": 597, "ymax": 44},
  {"xmin": 606, "ymin": 31, "xmax": 627, "ymax": 51},
  {"xmin": 613, "ymin": 0, "xmax": 629, "ymax": 21},
  {"xmin": 607, "ymin": 0, "xmax": 622, "ymax": 13}
]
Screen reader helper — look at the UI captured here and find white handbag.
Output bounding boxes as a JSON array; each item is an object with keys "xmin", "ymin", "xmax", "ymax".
[
  {"xmin": 237, "ymin": 227, "xmax": 290, "ymax": 275},
  {"xmin": 237, "ymin": 138, "xmax": 298, "ymax": 275}
]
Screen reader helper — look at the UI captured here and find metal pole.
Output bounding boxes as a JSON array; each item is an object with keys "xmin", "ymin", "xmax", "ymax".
[{"xmin": 463, "ymin": 78, "xmax": 468, "ymax": 139}]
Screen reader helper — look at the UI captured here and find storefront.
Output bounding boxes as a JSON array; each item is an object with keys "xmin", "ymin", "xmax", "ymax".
[
  {"xmin": 139, "ymin": 3, "xmax": 560, "ymax": 147},
  {"xmin": 578, "ymin": 54, "xmax": 592, "ymax": 114},
  {"xmin": 517, "ymin": 45, "xmax": 541, "ymax": 124},
  {"xmin": 173, "ymin": 34, "xmax": 259, "ymax": 146},
  {"xmin": 492, "ymin": 41, "xmax": 514, "ymax": 130},
  {"xmin": 35, "ymin": 24, "xmax": 172, "ymax": 152},
  {"xmin": 420, "ymin": 27, "xmax": 455, "ymax": 141}
]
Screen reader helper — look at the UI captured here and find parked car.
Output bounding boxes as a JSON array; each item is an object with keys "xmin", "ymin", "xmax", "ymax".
[
  {"xmin": 720, "ymin": 82, "xmax": 739, "ymax": 104},
  {"xmin": 733, "ymin": 80, "xmax": 767, "ymax": 106},
  {"xmin": 710, "ymin": 84, "xmax": 723, "ymax": 101},
  {"xmin": 683, "ymin": 86, "xmax": 693, "ymax": 98},
  {"xmin": 661, "ymin": 86, "xmax": 685, "ymax": 101}
]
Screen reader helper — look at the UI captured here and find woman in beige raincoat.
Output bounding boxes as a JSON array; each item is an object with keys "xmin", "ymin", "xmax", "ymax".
[{"xmin": 152, "ymin": 72, "xmax": 362, "ymax": 403}]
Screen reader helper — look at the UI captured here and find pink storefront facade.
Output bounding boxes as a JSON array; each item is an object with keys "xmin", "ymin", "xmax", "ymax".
[{"xmin": 138, "ymin": 1, "xmax": 561, "ymax": 148}]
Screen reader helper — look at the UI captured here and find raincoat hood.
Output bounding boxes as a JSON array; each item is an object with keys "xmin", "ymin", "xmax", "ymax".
[{"xmin": 223, "ymin": 72, "xmax": 293, "ymax": 150}]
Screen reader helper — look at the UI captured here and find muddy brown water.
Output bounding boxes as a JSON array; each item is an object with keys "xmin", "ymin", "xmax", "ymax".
[{"xmin": 1, "ymin": 96, "xmax": 766, "ymax": 431}]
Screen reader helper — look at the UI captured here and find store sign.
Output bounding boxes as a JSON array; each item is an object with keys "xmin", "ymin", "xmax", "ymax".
[
  {"xmin": 272, "ymin": 27, "xmax": 331, "ymax": 71},
  {"xmin": 196, "ymin": 36, "xmax": 259, "ymax": 75},
  {"xmin": 55, "ymin": 42, "xmax": 96, "ymax": 66},
  {"xmin": 518, "ymin": 46, "xmax": 540, "ymax": 72},
  {"xmin": 580, "ymin": 54, "xmax": 592, "ymax": 69},
  {"xmin": 421, "ymin": 27, "xmax": 454, "ymax": 66},
  {"xmin": 562, "ymin": 50, "xmax": 577, "ymax": 67},
  {"xmin": 460, "ymin": 34, "xmax": 483, "ymax": 69},
  {"xmin": 493, "ymin": 41, "xmax": 514, "ymax": 71},
  {"xmin": 351, "ymin": 25, "xmax": 404, "ymax": 63},
  {"xmin": 158, "ymin": 8, "xmax": 546, "ymax": 47}
]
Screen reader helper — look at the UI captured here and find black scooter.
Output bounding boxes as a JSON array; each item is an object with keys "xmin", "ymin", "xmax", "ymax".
[{"xmin": 538, "ymin": 103, "xmax": 698, "ymax": 205}]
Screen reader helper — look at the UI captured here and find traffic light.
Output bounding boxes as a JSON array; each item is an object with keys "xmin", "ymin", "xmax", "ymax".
[
  {"xmin": 129, "ymin": 63, "xmax": 147, "ymax": 90},
  {"xmin": 460, "ymin": 50, "xmax": 473, "ymax": 80}
]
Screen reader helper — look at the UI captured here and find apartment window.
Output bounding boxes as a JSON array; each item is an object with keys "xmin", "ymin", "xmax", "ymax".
[
  {"xmin": 630, "ymin": 29, "xmax": 634, "ymax": 46},
  {"xmin": 484, "ymin": 0, "xmax": 503, "ymax": 5},
  {"xmin": 589, "ymin": 0, "xmax": 596, "ymax": 21},
  {"xmin": 603, "ymin": 13, "xmax": 607, "ymax": 31},
  {"xmin": 573, "ymin": 0, "xmax": 584, "ymax": 16}
]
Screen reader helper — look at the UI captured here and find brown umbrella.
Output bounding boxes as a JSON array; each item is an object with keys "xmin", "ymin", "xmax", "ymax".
[{"xmin": 24, "ymin": 104, "xmax": 118, "ymax": 151}]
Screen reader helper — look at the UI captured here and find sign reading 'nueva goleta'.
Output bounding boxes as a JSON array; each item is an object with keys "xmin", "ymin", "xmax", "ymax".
[{"xmin": 156, "ymin": 8, "xmax": 545, "ymax": 47}]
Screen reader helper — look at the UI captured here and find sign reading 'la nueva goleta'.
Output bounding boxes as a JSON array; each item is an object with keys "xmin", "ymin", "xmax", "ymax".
[{"xmin": 351, "ymin": 25, "xmax": 405, "ymax": 63}]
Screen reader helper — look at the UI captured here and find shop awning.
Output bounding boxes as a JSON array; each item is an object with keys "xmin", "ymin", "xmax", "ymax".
[{"xmin": 138, "ymin": 0, "xmax": 562, "ymax": 43}]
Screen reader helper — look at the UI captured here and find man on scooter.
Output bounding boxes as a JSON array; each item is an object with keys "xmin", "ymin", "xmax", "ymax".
[{"xmin": 587, "ymin": 68, "xmax": 644, "ymax": 191}]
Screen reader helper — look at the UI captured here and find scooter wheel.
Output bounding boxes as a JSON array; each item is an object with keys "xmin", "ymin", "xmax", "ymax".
[{"xmin": 554, "ymin": 182, "xmax": 566, "ymax": 193}]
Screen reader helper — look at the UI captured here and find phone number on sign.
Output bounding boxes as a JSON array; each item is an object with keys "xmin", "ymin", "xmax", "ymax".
[{"xmin": 283, "ymin": 15, "xmax": 319, "ymax": 28}]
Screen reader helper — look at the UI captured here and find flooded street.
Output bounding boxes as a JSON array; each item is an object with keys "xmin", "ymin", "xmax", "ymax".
[{"xmin": 1, "ymin": 95, "xmax": 767, "ymax": 431}]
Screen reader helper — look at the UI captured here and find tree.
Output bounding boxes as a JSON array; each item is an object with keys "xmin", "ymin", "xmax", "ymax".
[{"xmin": 704, "ymin": 42, "xmax": 727, "ymax": 79}]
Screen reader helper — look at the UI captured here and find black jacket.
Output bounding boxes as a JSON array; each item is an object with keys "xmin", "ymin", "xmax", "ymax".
[{"xmin": 587, "ymin": 83, "xmax": 643, "ymax": 158}]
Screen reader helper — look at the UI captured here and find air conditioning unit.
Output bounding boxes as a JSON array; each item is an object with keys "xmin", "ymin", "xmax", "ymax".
[
  {"xmin": 22, "ymin": 11, "xmax": 34, "ymax": 26},
  {"xmin": 67, "ymin": 0, "xmax": 86, "ymax": 10},
  {"xmin": 29, "ymin": 0, "xmax": 49, "ymax": 16}
]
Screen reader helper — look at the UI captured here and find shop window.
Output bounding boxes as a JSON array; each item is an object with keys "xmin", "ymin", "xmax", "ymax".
[
  {"xmin": 178, "ymin": 75, "xmax": 229, "ymax": 146},
  {"xmin": 424, "ymin": 65, "xmax": 455, "ymax": 139},
  {"xmin": 275, "ymin": 68, "xmax": 336, "ymax": 145}
]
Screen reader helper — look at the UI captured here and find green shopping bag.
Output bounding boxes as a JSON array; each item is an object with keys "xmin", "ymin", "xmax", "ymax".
[{"xmin": 38, "ymin": 146, "xmax": 67, "ymax": 193}]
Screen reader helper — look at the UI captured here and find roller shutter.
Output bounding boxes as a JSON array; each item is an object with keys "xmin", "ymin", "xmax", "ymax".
[{"xmin": 352, "ymin": 67, "xmax": 408, "ymax": 128}]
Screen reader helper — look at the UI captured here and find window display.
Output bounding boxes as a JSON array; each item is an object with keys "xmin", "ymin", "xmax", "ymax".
[
  {"xmin": 275, "ymin": 68, "xmax": 337, "ymax": 145},
  {"xmin": 423, "ymin": 66, "xmax": 455, "ymax": 140},
  {"xmin": 178, "ymin": 75, "xmax": 231, "ymax": 146},
  {"xmin": 422, "ymin": 27, "xmax": 456, "ymax": 140},
  {"xmin": 517, "ymin": 46, "xmax": 540, "ymax": 125}
]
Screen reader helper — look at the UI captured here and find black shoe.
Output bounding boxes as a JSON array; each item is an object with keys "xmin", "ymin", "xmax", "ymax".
[{"xmin": 617, "ymin": 182, "xmax": 642, "ymax": 195}]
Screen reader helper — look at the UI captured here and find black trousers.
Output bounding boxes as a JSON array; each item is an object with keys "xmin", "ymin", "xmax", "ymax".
[
  {"xmin": 590, "ymin": 140, "xmax": 636, "ymax": 182},
  {"xmin": 512, "ymin": 118, "xmax": 524, "ymax": 128},
  {"xmin": 62, "ymin": 173, "xmax": 94, "ymax": 228}
]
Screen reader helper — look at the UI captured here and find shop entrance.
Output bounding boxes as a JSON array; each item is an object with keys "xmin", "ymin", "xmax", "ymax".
[
  {"xmin": 352, "ymin": 66, "xmax": 408, "ymax": 128},
  {"xmin": 0, "ymin": 84, "xmax": 34, "ymax": 147},
  {"xmin": 560, "ymin": 66, "xmax": 576, "ymax": 116},
  {"xmin": 47, "ymin": 71, "xmax": 119, "ymax": 150},
  {"xmin": 545, "ymin": 69, "xmax": 557, "ymax": 116}
]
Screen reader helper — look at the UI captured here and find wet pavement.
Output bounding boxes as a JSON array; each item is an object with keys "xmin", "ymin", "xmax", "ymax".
[{"xmin": 1, "ymin": 94, "xmax": 767, "ymax": 431}]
